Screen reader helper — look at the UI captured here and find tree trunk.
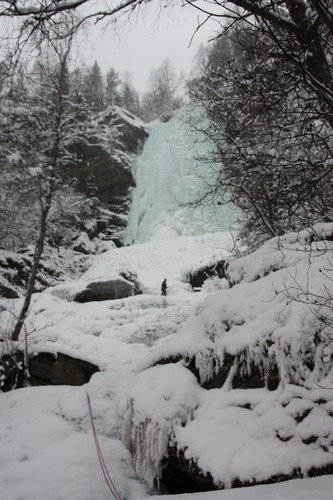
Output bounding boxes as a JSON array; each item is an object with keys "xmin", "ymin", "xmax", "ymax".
[
  {"xmin": 11, "ymin": 197, "xmax": 52, "ymax": 342},
  {"xmin": 11, "ymin": 51, "xmax": 67, "ymax": 342}
]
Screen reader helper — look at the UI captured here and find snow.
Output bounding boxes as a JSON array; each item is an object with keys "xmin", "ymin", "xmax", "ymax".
[
  {"xmin": 174, "ymin": 385, "xmax": 333, "ymax": 487},
  {"xmin": 0, "ymin": 231, "xmax": 231, "ymax": 500},
  {"xmin": 1, "ymin": 111, "xmax": 333, "ymax": 499},
  {"xmin": 0, "ymin": 385, "xmax": 148, "ymax": 500},
  {"xmin": 28, "ymin": 166, "xmax": 43, "ymax": 177}
]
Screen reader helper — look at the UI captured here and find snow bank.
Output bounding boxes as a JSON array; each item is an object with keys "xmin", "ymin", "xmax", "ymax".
[{"xmin": 227, "ymin": 222, "xmax": 333, "ymax": 284}]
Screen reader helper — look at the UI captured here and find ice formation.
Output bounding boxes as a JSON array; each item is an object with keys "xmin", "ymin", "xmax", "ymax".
[
  {"xmin": 122, "ymin": 363, "xmax": 201, "ymax": 488},
  {"xmin": 125, "ymin": 106, "xmax": 232, "ymax": 244}
]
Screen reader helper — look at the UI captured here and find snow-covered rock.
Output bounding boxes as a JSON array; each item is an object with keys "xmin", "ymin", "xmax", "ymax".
[
  {"xmin": 1, "ymin": 350, "xmax": 99, "ymax": 391},
  {"xmin": 74, "ymin": 277, "xmax": 135, "ymax": 303}
]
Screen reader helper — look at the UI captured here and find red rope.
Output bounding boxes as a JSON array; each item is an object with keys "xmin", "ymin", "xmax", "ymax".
[{"xmin": 86, "ymin": 392, "xmax": 122, "ymax": 500}]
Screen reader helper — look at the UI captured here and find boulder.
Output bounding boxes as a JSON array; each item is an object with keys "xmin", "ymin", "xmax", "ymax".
[
  {"xmin": 185, "ymin": 260, "xmax": 228, "ymax": 289},
  {"xmin": 161, "ymin": 447, "xmax": 218, "ymax": 494},
  {"xmin": 29, "ymin": 352, "xmax": 99, "ymax": 386},
  {"xmin": 161, "ymin": 446, "xmax": 333, "ymax": 494},
  {"xmin": 0, "ymin": 351, "xmax": 99, "ymax": 391},
  {"xmin": 74, "ymin": 277, "xmax": 135, "ymax": 303}
]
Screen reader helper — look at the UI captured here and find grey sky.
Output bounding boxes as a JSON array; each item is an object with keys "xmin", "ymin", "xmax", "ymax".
[{"xmin": 84, "ymin": 2, "xmax": 219, "ymax": 94}]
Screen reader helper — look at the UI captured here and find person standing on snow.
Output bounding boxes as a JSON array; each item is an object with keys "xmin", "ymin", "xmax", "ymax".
[{"xmin": 161, "ymin": 278, "xmax": 167, "ymax": 296}]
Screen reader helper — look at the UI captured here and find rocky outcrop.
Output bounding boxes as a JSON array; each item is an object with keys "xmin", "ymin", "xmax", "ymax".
[
  {"xmin": 161, "ymin": 447, "xmax": 219, "ymax": 494},
  {"xmin": 0, "ymin": 282, "xmax": 19, "ymax": 299},
  {"xmin": 145, "ymin": 350, "xmax": 279, "ymax": 391},
  {"xmin": 74, "ymin": 277, "xmax": 135, "ymax": 303},
  {"xmin": 68, "ymin": 107, "xmax": 148, "ymax": 241},
  {"xmin": 69, "ymin": 141, "xmax": 134, "ymax": 203},
  {"xmin": 0, "ymin": 250, "xmax": 65, "ymax": 298},
  {"xmin": 161, "ymin": 446, "xmax": 333, "ymax": 493},
  {"xmin": 161, "ymin": 437, "xmax": 333, "ymax": 494}
]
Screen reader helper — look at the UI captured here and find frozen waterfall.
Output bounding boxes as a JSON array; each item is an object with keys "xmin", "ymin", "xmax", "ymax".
[{"xmin": 125, "ymin": 106, "xmax": 232, "ymax": 244}]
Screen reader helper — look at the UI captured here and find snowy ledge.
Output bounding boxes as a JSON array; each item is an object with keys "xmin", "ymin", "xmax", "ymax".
[{"xmin": 123, "ymin": 223, "xmax": 333, "ymax": 492}]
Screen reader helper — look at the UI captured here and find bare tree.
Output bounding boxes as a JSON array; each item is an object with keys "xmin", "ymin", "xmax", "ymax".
[
  {"xmin": 11, "ymin": 21, "xmax": 79, "ymax": 342},
  {"xmin": 188, "ymin": 23, "xmax": 333, "ymax": 250},
  {"xmin": 141, "ymin": 59, "xmax": 183, "ymax": 121},
  {"xmin": 185, "ymin": 0, "xmax": 333, "ymax": 129}
]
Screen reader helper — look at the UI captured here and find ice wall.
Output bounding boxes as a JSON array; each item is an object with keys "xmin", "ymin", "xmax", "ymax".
[{"xmin": 125, "ymin": 106, "xmax": 232, "ymax": 244}]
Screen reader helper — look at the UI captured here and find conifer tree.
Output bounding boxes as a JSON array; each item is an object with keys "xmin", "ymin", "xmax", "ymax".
[
  {"xmin": 83, "ymin": 60, "xmax": 105, "ymax": 111},
  {"xmin": 105, "ymin": 67, "xmax": 121, "ymax": 107},
  {"xmin": 120, "ymin": 73, "xmax": 141, "ymax": 115}
]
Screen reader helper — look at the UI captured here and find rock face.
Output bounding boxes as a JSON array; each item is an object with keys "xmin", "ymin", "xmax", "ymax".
[
  {"xmin": 69, "ymin": 141, "xmax": 134, "ymax": 203},
  {"xmin": 0, "ymin": 250, "xmax": 65, "ymax": 298},
  {"xmin": 74, "ymin": 278, "xmax": 135, "ymax": 303},
  {"xmin": 68, "ymin": 107, "xmax": 148, "ymax": 241}
]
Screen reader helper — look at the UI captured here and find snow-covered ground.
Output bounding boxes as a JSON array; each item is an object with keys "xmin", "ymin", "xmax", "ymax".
[
  {"xmin": 1, "ymin": 109, "xmax": 332, "ymax": 499},
  {"xmin": 0, "ymin": 231, "xmax": 231, "ymax": 500},
  {"xmin": 1, "ymin": 227, "xmax": 332, "ymax": 500}
]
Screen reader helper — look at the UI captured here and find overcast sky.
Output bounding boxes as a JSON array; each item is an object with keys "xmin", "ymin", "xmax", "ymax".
[{"xmin": 83, "ymin": 2, "xmax": 220, "ymax": 94}]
